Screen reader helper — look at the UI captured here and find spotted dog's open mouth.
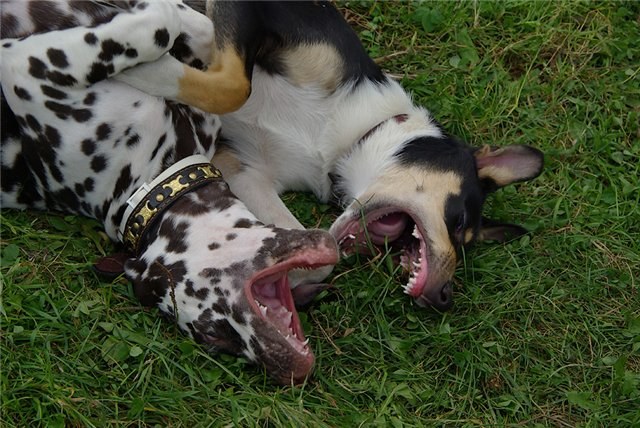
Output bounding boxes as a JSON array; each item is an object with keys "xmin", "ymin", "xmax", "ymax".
[
  {"xmin": 332, "ymin": 207, "xmax": 429, "ymax": 298},
  {"xmin": 245, "ymin": 247, "xmax": 338, "ymax": 360},
  {"xmin": 250, "ymin": 272, "xmax": 309, "ymax": 353}
]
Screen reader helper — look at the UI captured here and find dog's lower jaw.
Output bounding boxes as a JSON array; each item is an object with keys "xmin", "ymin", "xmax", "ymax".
[{"xmin": 125, "ymin": 182, "xmax": 338, "ymax": 385}]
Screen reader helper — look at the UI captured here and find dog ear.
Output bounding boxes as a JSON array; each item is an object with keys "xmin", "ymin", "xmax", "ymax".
[
  {"xmin": 477, "ymin": 216, "xmax": 528, "ymax": 242},
  {"xmin": 474, "ymin": 145, "xmax": 543, "ymax": 193}
]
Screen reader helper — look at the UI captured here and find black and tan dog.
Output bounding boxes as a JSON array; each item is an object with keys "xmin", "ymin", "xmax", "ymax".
[{"xmin": 118, "ymin": 0, "xmax": 544, "ymax": 310}]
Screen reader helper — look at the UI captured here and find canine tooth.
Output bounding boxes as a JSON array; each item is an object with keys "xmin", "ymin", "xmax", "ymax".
[
  {"xmin": 302, "ymin": 338, "xmax": 309, "ymax": 346},
  {"xmin": 412, "ymin": 225, "xmax": 420, "ymax": 238},
  {"xmin": 412, "ymin": 261, "xmax": 420, "ymax": 268},
  {"xmin": 347, "ymin": 234, "xmax": 356, "ymax": 240}
]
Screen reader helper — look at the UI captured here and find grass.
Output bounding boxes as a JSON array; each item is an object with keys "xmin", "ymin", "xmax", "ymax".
[{"xmin": 2, "ymin": 1, "xmax": 639, "ymax": 426}]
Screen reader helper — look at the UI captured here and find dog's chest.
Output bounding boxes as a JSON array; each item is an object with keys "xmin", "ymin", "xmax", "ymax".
[{"xmin": 220, "ymin": 68, "xmax": 337, "ymax": 200}]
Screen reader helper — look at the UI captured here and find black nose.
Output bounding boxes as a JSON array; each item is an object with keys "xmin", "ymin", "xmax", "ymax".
[
  {"xmin": 434, "ymin": 281, "xmax": 453, "ymax": 310},
  {"xmin": 416, "ymin": 282, "xmax": 453, "ymax": 311}
]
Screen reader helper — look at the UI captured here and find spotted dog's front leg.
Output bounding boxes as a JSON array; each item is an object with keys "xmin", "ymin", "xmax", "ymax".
[
  {"xmin": 113, "ymin": 3, "xmax": 250, "ymax": 115},
  {"xmin": 1, "ymin": 1, "xmax": 186, "ymax": 94}
]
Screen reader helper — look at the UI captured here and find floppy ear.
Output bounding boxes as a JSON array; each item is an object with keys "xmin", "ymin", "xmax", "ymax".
[
  {"xmin": 474, "ymin": 145, "xmax": 544, "ymax": 192},
  {"xmin": 477, "ymin": 216, "xmax": 528, "ymax": 242}
]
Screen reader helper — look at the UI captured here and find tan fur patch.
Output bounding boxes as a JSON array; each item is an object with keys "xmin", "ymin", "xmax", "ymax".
[
  {"xmin": 178, "ymin": 45, "xmax": 250, "ymax": 114},
  {"xmin": 477, "ymin": 165, "xmax": 516, "ymax": 187},
  {"xmin": 282, "ymin": 43, "xmax": 342, "ymax": 92},
  {"xmin": 212, "ymin": 146, "xmax": 244, "ymax": 179},
  {"xmin": 354, "ymin": 165, "xmax": 462, "ymax": 272},
  {"xmin": 464, "ymin": 229, "xmax": 475, "ymax": 245}
]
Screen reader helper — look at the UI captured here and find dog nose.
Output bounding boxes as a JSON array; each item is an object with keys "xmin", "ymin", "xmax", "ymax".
[
  {"xmin": 434, "ymin": 281, "xmax": 453, "ymax": 311},
  {"xmin": 417, "ymin": 281, "xmax": 453, "ymax": 311}
]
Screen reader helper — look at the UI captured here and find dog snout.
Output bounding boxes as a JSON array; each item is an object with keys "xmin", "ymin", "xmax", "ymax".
[{"xmin": 416, "ymin": 281, "xmax": 453, "ymax": 311}]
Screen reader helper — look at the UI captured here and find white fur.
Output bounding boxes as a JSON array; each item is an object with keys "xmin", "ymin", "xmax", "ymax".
[{"xmin": 219, "ymin": 69, "xmax": 443, "ymax": 225}]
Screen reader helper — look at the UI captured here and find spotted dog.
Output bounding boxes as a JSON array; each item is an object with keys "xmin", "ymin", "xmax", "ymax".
[
  {"xmin": 0, "ymin": 0, "xmax": 338, "ymax": 385},
  {"xmin": 117, "ymin": 1, "xmax": 544, "ymax": 310}
]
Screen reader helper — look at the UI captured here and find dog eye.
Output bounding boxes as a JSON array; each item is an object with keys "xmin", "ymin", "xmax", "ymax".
[{"xmin": 455, "ymin": 213, "xmax": 466, "ymax": 233}]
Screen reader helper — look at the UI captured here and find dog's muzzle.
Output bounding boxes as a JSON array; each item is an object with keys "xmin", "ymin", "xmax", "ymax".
[{"xmin": 117, "ymin": 155, "xmax": 223, "ymax": 254}]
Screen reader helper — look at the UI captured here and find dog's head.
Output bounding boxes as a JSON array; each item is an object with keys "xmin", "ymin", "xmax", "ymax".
[
  {"xmin": 330, "ymin": 113, "xmax": 543, "ymax": 310},
  {"xmin": 124, "ymin": 182, "xmax": 338, "ymax": 385}
]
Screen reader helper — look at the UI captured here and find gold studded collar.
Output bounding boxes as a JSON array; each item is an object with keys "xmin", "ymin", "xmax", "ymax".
[{"xmin": 117, "ymin": 155, "xmax": 223, "ymax": 254}]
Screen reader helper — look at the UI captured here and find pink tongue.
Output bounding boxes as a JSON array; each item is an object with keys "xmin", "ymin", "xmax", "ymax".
[
  {"xmin": 367, "ymin": 212, "xmax": 409, "ymax": 244},
  {"xmin": 254, "ymin": 282, "xmax": 281, "ymax": 309}
]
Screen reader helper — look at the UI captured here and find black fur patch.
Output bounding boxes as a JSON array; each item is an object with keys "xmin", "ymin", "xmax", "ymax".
[
  {"xmin": 47, "ymin": 71, "xmax": 77, "ymax": 87},
  {"xmin": 86, "ymin": 62, "xmax": 113, "ymax": 84},
  {"xmin": 83, "ymin": 92, "xmax": 97, "ymax": 105},
  {"xmin": 95, "ymin": 123, "xmax": 112, "ymax": 141},
  {"xmin": 125, "ymin": 48, "xmax": 138, "ymax": 58},
  {"xmin": 99, "ymin": 39, "xmax": 125, "ymax": 61},
  {"xmin": 84, "ymin": 32, "xmax": 98, "ymax": 45},
  {"xmin": 81, "ymin": 139, "xmax": 96, "ymax": 156},
  {"xmin": 41, "ymin": 85, "xmax": 68, "ymax": 100},
  {"xmin": 200, "ymin": 268, "xmax": 222, "ymax": 285},
  {"xmin": 234, "ymin": 219, "xmax": 254, "ymax": 228},
  {"xmin": 113, "ymin": 164, "xmax": 133, "ymax": 199},
  {"xmin": 84, "ymin": 177, "xmax": 95, "ymax": 192},
  {"xmin": 154, "ymin": 28, "xmax": 170, "ymax": 48},
  {"xmin": 47, "ymin": 48, "xmax": 69, "ymax": 68},
  {"xmin": 150, "ymin": 134, "xmax": 166, "ymax": 161},
  {"xmin": 13, "ymin": 86, "xmax": 32, "ymax": 101},
  {"xmin": 90, "ymin": 155, "xmax": 107, "ymax": 172},
  {"xmin": 25, "ymin": 114, "xmax": 41, "ymax": 131},
  {"xmin": 28, "ymin": 57, "xmax": 48, "ymax": 79}
]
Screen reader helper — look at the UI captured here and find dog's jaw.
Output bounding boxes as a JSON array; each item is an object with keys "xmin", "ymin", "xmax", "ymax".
[{"xmin": 331, "ymin": 208, "xmax": 431, "ymax": 296}]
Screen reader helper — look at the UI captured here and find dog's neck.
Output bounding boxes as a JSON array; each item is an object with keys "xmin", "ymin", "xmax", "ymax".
[{"xmin": 325, "ymin": 77, "xmax": 443, "ymax": 205}]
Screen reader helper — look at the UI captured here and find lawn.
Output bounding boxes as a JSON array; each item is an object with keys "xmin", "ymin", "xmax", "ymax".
[{"xmin": 1, "ymin": 1, "xmax": 639, "ymax": 426}]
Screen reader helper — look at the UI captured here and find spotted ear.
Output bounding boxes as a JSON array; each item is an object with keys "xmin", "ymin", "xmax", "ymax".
[
  {"xmin": 477, "ymin": 217, "xmax": 528, "ymax": 242},
  {"xmin": 474, "ymin": 145, "xmax": 544, "ymax": 192}
]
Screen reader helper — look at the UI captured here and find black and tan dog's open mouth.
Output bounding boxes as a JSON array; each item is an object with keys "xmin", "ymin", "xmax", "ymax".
[{"xmin": 332, "ymin": 208, "xmax": 429, "ymax": 298}]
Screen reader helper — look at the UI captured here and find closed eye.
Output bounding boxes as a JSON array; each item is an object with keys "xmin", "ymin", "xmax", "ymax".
[{"xmin": 455, "ymin": 212, "xmax": 466, "ymax": 234}]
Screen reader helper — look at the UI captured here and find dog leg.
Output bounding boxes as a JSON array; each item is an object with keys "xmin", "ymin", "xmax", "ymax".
[
  {"xmin": 113, "ymin": 1, "xmax": 252, "ymax": 115},
  {"xmin": 112, "ymin": 3, "xmax": 249, "ymax": 115},
  {"xmin": 222, "ymin": 165, "xmax": 305, "ymax": 230},
  {"xmin": 115, "ymin": 47, "xmax": 249, "ymax": 115},
  {"xmin": 1, "ymin": 1, "xmax": 183, "ymax": 91}
]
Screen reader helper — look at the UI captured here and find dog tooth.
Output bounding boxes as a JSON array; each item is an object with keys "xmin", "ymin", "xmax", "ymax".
[
  {"xmin": 347, "ymin": 234, "xmax": 356, "ymax": 240},
  {"xmin": 302, "ymin": 338, "xmax": 309, "ymax": 346}
]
